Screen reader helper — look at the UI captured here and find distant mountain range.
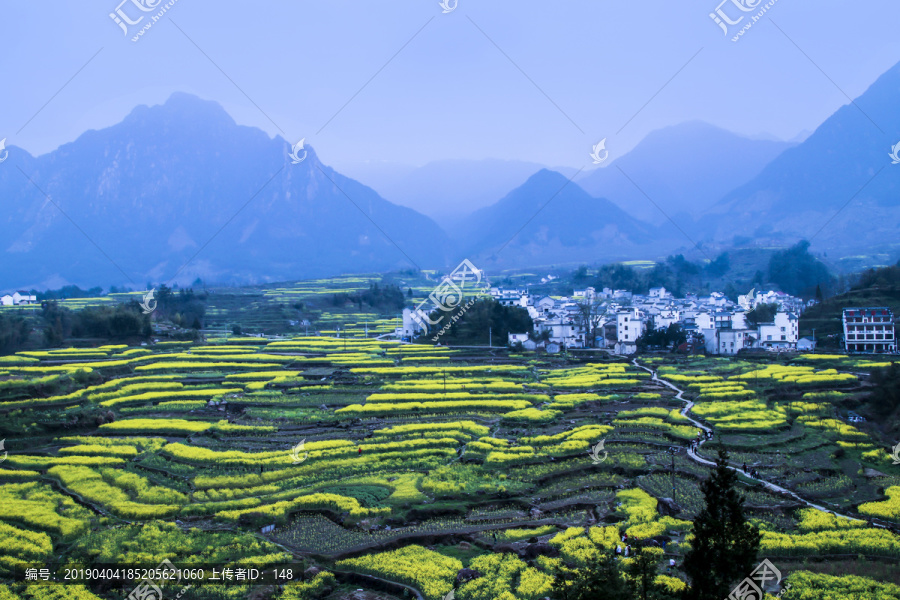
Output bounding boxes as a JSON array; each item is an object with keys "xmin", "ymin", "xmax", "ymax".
[
  {"xmin": 574, "ymin": 121, "xmax": 793, "ymax": 224},
  {"xmin": 454, "ymin": 169, "xmax": 658, "ymax": 268},
  {"xmin": 341, "ymin": 158, "xmax": 578, "ymax": 228},
  {"xmin": 0, "ymin": 93, "xmax": 448, "ymax": 289},
  {"xmin": 3, "ymin": 57, "xmax": 900, "ymax": 290},
  {"xmin": 699, "ymin": 60, "xmax": 900, "ymax": 254}
]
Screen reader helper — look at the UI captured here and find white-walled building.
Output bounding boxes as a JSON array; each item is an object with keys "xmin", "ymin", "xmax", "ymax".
[
  {"xmin": 482, "ymin": 285, "xmax": 812, "ymax": 355},
  {"xmin": 715, "ymin": 329, "xmax": 755, "ymax": 355},
  {"xmin": 797, "ymin": 337, "xmax": 816, "ymax": 351},
  {"xmin": 493, "ymin": 289, "xmax": 529, "ymax": 308},
  {"xmin": 654, "ymin": 309, "xmax": 680, "ymax": 329},
  {"xmin": 535, "ymin": 296, "xmax": 556, "ymax": 315},
  {"xmin": 539, "ymin": 320, "xmax": 584, "ymax": 348},
  {"xmin": 398, "ymin": 308, "xmax": 427, "ymax": 340},
  {"xmin": 12, "ymin": 292, "xmax": 36, "ymax": 305},
  {"xmin": 757, "ymin": 312, "xmax": 799, "ymax": 349},
  {"xmin": 616, "ymin": 308, "xmax": 644, "ymax": 344},
  {"xmin": 693, "ymin": 312, "xmax": 715, "ymax": 331},
  {"xmin": 508, "ymin": 332, "xmax": 530, "ymax": 345},
  {"xmin": 843, "ymin": 307, "xmax": 896, "ymax": 353},
  {"xmin": 1, "ymin": 292, "xmax": 36, "ymax": 306}
]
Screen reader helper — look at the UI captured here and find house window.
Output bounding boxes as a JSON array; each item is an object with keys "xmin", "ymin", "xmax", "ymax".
[
  {"xmin": 781, "ymin": 335, "xmax": 786, "ymax": 341},
  {"xmin": 767, "ymin": 335, "xmax": 772, "ymax": 341},
  {"xmin": 780, "ymin": 327, "xmax": 785, "ymax": 332}
]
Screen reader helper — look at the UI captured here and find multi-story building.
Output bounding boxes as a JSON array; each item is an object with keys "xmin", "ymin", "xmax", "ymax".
[
  {"xmin": 757, "ymin": 312, "xmax": 799, "ymax": 349},
  {"xmin": 715, "ymin": 329, "xmax": 755, "ymax": 355},
  {"xmin": 493, "ymin": 289, "xmax": 529, "ymax": 308},
  {"xmin": 616, "ymin": 308, "xmax": 645, "ymax": 344},
  {"xmin": 843, "ymin": 307, "xmax": 896, "ymax": 353},
  {"xmin": 538, "ymin": 320, "xmax": 584, "ymax": 348}
]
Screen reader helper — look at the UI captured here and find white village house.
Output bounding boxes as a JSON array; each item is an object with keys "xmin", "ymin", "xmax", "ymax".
[{"xmin": 1, "ymin": 291, "xmax": 37, "ymax": 306}]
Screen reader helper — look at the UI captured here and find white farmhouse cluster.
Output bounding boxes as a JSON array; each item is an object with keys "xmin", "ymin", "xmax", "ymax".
[
  {"xmin": 488, "ymin": 285, "xmax": 811, "ymax": 355},
  {"xmin": 0, "ymin": 291, "xmax": 37, "ymax": 306}
]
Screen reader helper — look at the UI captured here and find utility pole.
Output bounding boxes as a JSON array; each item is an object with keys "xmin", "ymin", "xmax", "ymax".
[
  {"xmin": 489, "ymin": 327, "xmax": 492, "ymax": 348},
  {"xmin": 666, "ymin": 446, "xmax": 679, "ymax": 502},
  {"xmin": 671, "ymin": 450, "xmax": 676, "ymax": 501}
]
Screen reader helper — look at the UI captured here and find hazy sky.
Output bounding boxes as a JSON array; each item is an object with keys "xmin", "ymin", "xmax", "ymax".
[{"xmin": 2, "ymin": 1, "xmax": 900, "ymax": 171}]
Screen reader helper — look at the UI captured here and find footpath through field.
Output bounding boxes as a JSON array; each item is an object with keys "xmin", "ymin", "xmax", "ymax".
[{"xmin": 632, "ymin": 358, "xmax": 872, "ymax": 526}]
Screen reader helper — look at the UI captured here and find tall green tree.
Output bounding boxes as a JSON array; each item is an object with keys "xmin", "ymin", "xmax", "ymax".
[
  {"xmin": 768, "ymin": 240, "xmax": 832, "ymax": 297},
  {"xmin": 866, "ymin": 364, "xmax": 900, "ymax": 439},
  {"xmin": 705, "ymin": 253, "xmax": 731, "ymax": 278},
  {"xmin": 551, "ymin": 553, "xmax": 628, "ymax": 600},
  {"xmin": 422, "ymin": 298, "xmax": 532, "ymax": 345},
  {"xmin": 624, "ymin": 543, "xmax": 667, "ymax": 600},
  {"xmin": 683, "ymin": 448, "xmax": 760, "ymax": 600},
  {"xmin": 745, "ymin": 303, "xmax": 778, "ymax": 327},
  {"xmin": 625, "ymin": 543, "xmax": 659, "ymax": 600}
]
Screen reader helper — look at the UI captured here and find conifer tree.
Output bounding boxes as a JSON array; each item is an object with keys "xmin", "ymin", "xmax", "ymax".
[{"xmin": 683, "ymin": 447, "xmax": 761, "ymax": 600}]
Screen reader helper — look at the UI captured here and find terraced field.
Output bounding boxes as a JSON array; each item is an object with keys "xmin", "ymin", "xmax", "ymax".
[{"xmin": 0, "ymin": 342, "xmax": 898, "ymax": 599}]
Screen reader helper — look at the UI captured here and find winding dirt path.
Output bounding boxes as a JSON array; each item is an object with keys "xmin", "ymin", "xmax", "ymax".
[{"xmin": 631, "ymin": 358, "xmax": 870, "ymax": 525}]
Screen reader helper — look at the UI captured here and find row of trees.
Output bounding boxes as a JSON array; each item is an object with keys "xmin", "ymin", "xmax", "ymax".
[
  {"xmin": 767, "ymin": 241, "xmax": 832, "ymax": 297},
  {"xmin": 572, "ymin": 254, "xmax": 731, "ymax": 299},
  {"xmin": 152, "ymin": 285, "xmax": 207, "ymax": 330},
  {"xmin": 42, "ymin": 301, "xmax": 152, "ymax": 346},
  {"xmin": 0, "ymin": 313, "xmax": 30, "ymax": 354},
  {"xmin": 0, "ymin": 286, "xmax": 210, "ymax": 354},
  {"xmin": 418, "ymin": 297, "xmax": 533, "ymax": 345},
  {"xmin": 331, "ymin": 283, "xmax": 409, "ymax": 312},
  {"xmin": 636, "ymin": 323, "xmax": 688, "ymax": 350},
  {"xmin": 567, "ymin": 240, "xmax": 836, "ymax": 301},
  {"xmin": 553, "ymin": 449, "xmax": 762, "ymax": 600}
]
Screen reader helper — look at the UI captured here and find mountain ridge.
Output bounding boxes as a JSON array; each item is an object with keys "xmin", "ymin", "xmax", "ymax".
[{"xmin": 0, "ymin": 93, "xmax": 449, "ymax": 289}]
